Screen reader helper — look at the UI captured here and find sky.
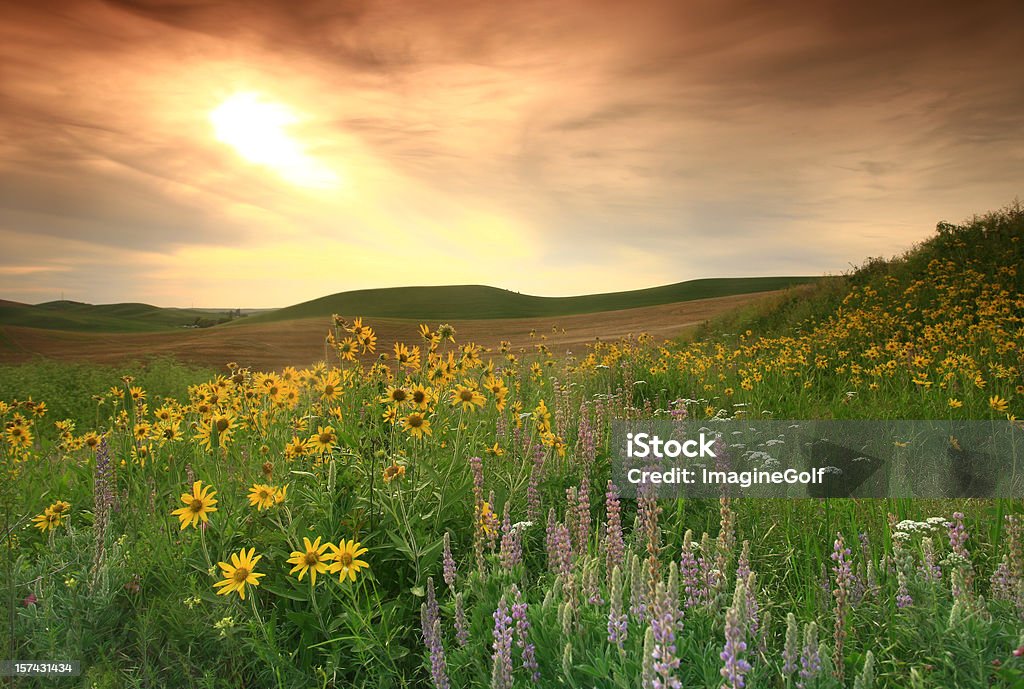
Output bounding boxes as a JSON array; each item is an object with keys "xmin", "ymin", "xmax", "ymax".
[{"xmin": 1, "ymin": 0, "xmax": 1022, "ymax": 308}]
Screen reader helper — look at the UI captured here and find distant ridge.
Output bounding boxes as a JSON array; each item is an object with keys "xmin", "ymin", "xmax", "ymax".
[
  {"xmin": 0, "ymin": 300, "xmax": 239, "ymax": 333},
  {"xmin": 0, "ymin": 277, "xmax": 823, "ymax": 333},
  {"xmin": 238, "ymin": 276, "xmax": 823, "ymax": 324}
]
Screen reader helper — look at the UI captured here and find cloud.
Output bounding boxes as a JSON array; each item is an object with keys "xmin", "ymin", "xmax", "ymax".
[{"xmin": 0, "ymin": 0, "xmax": 1022, "ymax": 305}]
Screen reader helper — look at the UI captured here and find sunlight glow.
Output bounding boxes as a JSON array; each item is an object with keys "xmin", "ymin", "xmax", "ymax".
[{"xmin": 210, "ymin": 92, "xmax": 339, "ymax": 189}]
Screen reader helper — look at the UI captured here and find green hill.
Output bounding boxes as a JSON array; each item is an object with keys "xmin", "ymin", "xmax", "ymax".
[
  {"xmin": 653, "ymin": 202, "xmax": 1024, "ymax": 421},
  {"xmin": 237, "ymin": 276, "xmax": 822, "ymax": 324},
  {"xmin": 1, "ymin": 277, "xmax": 822, "ymax": 333},
  {"xmin": 699, "ymin": 203, "xmax": 1024, "ymax": 342},
  {"xmin": 0, "ymin": 300, "xmax": 241, "ymax": 333}
]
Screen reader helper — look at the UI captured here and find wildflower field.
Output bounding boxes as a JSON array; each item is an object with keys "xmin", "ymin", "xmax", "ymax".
[{"xmin": 4, "ymin": 206, "xmax": 1024, "ymax": 688}]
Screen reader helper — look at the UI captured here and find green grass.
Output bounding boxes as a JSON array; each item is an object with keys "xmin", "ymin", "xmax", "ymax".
[
  {"xmin": 0, "ymin": 300, "xmax": 241, "ymax": 333},
  {"xmin": 0, "ymin": 358, "xmax": 216, "ymax": 427},
  {"xmin": 4, "ymin": 207, "xmax": 1023, "ymax": 688},
  {"xmin": 238, "ymin": 276, "xmax": 823, "ymax": 325}
]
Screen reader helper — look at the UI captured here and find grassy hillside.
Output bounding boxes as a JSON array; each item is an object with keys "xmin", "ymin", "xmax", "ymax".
[
  {"xmin": 642, "ymin": 202, "xmax": 1024, "ymax": 419},
  {"xmin": 0, "ymin": 300, "xmax": 243, "ymax": 332},
  {"xmin": 240, "ymin": 276, "xmax": 821, "ymax": 324},
  {"xmin": 700, "ymin": 203, "xmax": 1024, "ymax": 341}
]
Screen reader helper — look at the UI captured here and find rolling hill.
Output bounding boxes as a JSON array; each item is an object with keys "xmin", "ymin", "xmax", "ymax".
[
  {"xmin": 0, "ymin": 300, "xmax": 241, "ymax": 333},
  {"xmin": 236, "ymin": 276, "xmax": 822, "ymax": 325},
  {"xmin": 1, "ymin": 277, "xmax": 822, "ymax": 332}
]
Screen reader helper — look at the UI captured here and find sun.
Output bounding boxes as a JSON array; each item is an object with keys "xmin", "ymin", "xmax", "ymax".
[{"xmin": 209, "ymin": 92, "xmax": 338, "ymax": 189}]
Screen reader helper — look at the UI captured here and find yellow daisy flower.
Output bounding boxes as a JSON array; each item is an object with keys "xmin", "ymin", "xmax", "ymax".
[
  {"xmin": 170, "ymin": 480, "xmax": 218, "ymax": 530},
  {"xmin": 213, "ymin": 547, "xmax": 264, "ymax": 600},
  {"xmin": 329, "ymin": 539, "xmax": 369, "ymax": 583},
  {"xmin": 248, "ymin": 483, "xmax": 277, "ymax": 511},
  {"xmin": 287, "ymin": 537, "xmax": 334, "ymax": 585}
]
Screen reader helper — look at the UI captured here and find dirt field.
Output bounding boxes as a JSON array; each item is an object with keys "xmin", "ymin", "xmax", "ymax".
[{"xmin": 0, "ymin": 291, "xmax": 782, "ymax": 371}]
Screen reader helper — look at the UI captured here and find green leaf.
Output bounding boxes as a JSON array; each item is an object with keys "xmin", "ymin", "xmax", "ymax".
[{"xmin": 260, "ymin": 581, "xmax": 311, "ymax": 602}]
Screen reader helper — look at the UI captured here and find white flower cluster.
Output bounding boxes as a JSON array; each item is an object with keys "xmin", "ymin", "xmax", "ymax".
[
  {"xmin": 510, "ymin": 521, "xmax": 534, "ymax": 535},
  {"xmin": 942, "ymin": 552, "xmax": 971, "ymax": 568},
  {"xmin": 894, "ymin": 517, "xmax": 945, "ymax": 534}
]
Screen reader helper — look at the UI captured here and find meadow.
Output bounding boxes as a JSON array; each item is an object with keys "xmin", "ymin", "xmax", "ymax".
[{"xmin": 2, "ymin": 205, "xmax": 1024, "ymax": 688}]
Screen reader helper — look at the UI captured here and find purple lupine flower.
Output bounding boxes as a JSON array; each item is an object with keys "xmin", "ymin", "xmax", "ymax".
[
  {"xmin": 744, "ymin": 572, "xmax": 759, "ymax": 644},
  {"xmin": 782, "ymin": 612, "xmax": 799, "ymax": 676},
  {"xmin": 576, "ymin": 408, "xmax": 595, "ymax": 551},
  {"xmin": 669, "ymin": 399, "xmax": 688, "ymax": 420},
  {"xmin": 641, "ymin": 627, "xmax": 656, "ymax": 689},
  {"xmin": 713, "ymin": 435, "xmax": 732, "ymax": 473},
  {"xmin": 555, "ymin": 526, "xmax": 572, "ymax": 577},
  {"xmin": 991, "ymin": 556, "xmax": 1014, "ymax": 601},
  {"xmin": 736, "ymin": 540, "xmax": 751, "ymax": 582},
  {"xmin": 566, "ymin": 486, "xmax": 580, "ymax": 552},
  {"xmin": 454, "ymin": 592, "xmax": 469, "ymax": 648},
  {"xmin": 679, "ymin": 530, "xmax": 706, "ymax": 608},
  {"xmin": 650, "ymin": 581, "xmax": 682, "ymax": 689},
  {"xmin": 593, "ymin": 397, "xmax": 607, "ymax": 438},
  {"xmin": 546, "ymin": 508, "xmax": 559, "ymax": 573},
  {"xmin": 896, "ymin": 570, "xmax": 913, "ymax": 608},
  {"xmin": 698, "ymin": 533, "xmax": 719, "ymax": 604},
  {"xmin": 608, "ymin": 565, "xmax": 628, "ymax": 649},
  {"xmin": 1005, "ymin": 515, "xmax": 1024, "ymax": 617},
  {"xmin": 950, "ymin": 567, "xmax": 970, "ymax": 609},
  {"xmin": 584, "ymin": 559, "xmax": 604, "ymax": 605},
  {"xmin": 425, "ymin": 578, "xmax": 440, "ymax": 630},
  {"xmin": 1006, "ymin": 514, "xmax": 1024, "ymax": 578},
  {"xmin": 720, "ymin": 578, "xmax": 751, "ymax": 689},
  {"xmin": 638, "ymin": 483, "xmax": 662, "ymax": 605},
  {"xmin": 559, "ymin": 599, "xmax": 575, "ymax": 638},
  {"xmin": 605, "ymin": 481, "xmax": 625, "ymax": 576},
  {"xmin": 947, "ymin": 512, "xmax": 968, "ymax": 558},
  {"xmin": 946, "ymin": 511, "xmax": 974, "ymax": 598},
  {"xmin": 667, "ymin": 565, "xmax": 682, "ymax": 632},
  {"xmin": 715, "ymin": 496, "xmax": 736, "ymax": 597},
  {"xmin": 491, "ymin": 596, "xmax": 514, "ymax": 689},
  {"xmin": 859, "ymin": 532, "xmax": 871, "ymax": 562},
  {"xmin": 428, "ymin": 618, "xmax": 450, "ymax": 689},
  {"xmin": 630, "ymin": 553, "xmax": 648, "ymax": 624},
  {"xmin": 510, "ymin": 585, "xmax": 539, "ymax": 684},
  {"xmin": 819, "ymin": 562, "xmax": 831, "ymax": 612},
  {"xmin": 576, "ymin": 478, "xmax": 591, "ymax": 556},
  {"xmin": 546, "ymin": 509, "xmax": 572, "ymax": 576},
  {"xmin": 831, "ymin": 532, "xmax": 852, "ymax": 682},
  {"xmin": 892, "ymin": 532, "xmax": 915, "ymax": 608},
  {"xmin": 499, "ymin": 502, "xmax": 522, "ymax": 569},
  {"xmin": 442, "ymin": 532, "xmax": 457, "ymax": 588},
  {"xmin": 797, "ymin": 622, "xmax": 821, "ymax": 689},
  {"xmin": 469, "ymin": 455, "xmax": 484, "ymax": 505},
  {"xmin": 420, "ymin": 579, "xmax": 450, "ymax": 689},
  {"xmin": 919, "ymin": 536, "xmax": 942, "ymax": 583},
  {"xmin": 526, "ymin": 442, "xmax": 544, "ymax": 523}
]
